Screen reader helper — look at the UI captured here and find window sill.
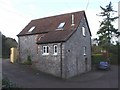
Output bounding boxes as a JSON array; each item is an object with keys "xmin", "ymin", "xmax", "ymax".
[
  {"xmin": 53, "ymin": 53, "xmax": 58, "ymax": 56},
  {"xmin": 83, "ymin": 54, "xmax": 86, "ymax": 56},
  {"xmin": 42, "ymin": 53, "xmax": 49, "ymax": 56}
]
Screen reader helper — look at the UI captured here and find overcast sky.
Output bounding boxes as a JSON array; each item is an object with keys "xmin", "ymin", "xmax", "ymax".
[{"xmin": 0, "ymin": 0, "xmax": 119, "ymax": 41}]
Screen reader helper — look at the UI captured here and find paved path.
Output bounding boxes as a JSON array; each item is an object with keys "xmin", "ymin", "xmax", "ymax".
[{"xmin": 2, "ymin": 59, "xmax": 118, "ymax": 88}]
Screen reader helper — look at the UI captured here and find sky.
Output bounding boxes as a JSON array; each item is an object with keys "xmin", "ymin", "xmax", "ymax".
[{"xmin": 0, "ymin": 0, "xmax": 119, "ymax": 42}]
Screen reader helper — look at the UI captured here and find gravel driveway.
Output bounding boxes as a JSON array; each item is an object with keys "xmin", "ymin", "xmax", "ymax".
[{"xmin": 2, "ymin": 59, "xmax": 119, "ymax": 88}]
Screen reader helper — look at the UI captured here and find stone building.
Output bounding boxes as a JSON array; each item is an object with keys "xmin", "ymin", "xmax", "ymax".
[{"xmin": 17, "ymin": 11, "xmax": 92, "ymax": 79}]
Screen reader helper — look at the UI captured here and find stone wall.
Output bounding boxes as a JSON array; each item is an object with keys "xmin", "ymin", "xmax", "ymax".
[
  {"xmin": 36, "ymin": 43, "xmax": 64, "ymax": 77},
  {"xmin": 35, "ymin": 15, "xmax": 92, "ymax": 78},
  {"xmin": 18, "ymin": 16, "xmax": 91, "ymax": 79},
  {"xmin": 63, "ymin": 16, "xmax": 91, "ymax": 78},
  {"xmin": 18, "ymin": 35, "xmax": 38, "ymax": 63}
]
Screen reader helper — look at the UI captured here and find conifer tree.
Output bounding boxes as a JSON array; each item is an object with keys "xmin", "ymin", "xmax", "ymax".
[{"xmin": 97, "ymin": 2, "xmax": 119, "ymax": 48}]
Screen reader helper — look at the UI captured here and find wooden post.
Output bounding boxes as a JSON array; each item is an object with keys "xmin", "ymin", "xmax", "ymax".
[{"xmin": 10, "ymin": 47, "xmax": 18, "ymax": 63}]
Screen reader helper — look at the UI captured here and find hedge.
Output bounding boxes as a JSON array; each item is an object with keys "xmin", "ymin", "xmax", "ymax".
[
  {"xmin": 92, "ymin": 54, "xmax": 107, "ymax": 65},
  {"xmin": 92, "ymin": 53, "xmax": 118, "ymax": 65}
]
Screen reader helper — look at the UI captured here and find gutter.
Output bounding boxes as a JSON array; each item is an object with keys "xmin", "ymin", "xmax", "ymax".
[{"xmin": 18, "ymin": 37, "xmax": 21, "ymax": 63}]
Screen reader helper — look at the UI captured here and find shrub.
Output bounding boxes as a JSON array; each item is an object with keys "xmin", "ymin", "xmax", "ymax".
[
  {"xmin": 2, "ymin": 77, "xmax": 18, "ymax": 89},
  {"xmin": 92, "ymin": 54, "xmax": 106, "ymax": 65},
  {"xmin": 22, "ymin": 55, "xmax": 32, "ymax": 65},
  {"xmin": 92, "ymin": 53, "xmax": 118, "ymax": 65},
  {"xmin": 27, "ymin": 55, "xmax": 32, "ymax": 64},
  {"xmin": 109, "ymin": 53, "xmax": 118, "ymax": 65}
]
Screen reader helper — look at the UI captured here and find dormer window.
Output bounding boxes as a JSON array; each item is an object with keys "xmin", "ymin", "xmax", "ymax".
[
  {"xmin": 28, "ymin": 26, "xmax": 35, "ymax": 32},
  {"xmin": 56, "ymin": 22, "xmax": 65, "ymax": 30}
]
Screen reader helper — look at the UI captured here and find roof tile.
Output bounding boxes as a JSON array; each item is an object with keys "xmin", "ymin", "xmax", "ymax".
[
  {"xmin": 37, "ymin": 30, "xmax": 75, "ymax": 44},
  {"xmin": 18, "ymin": 11, "xmax": 84, "ymax": 36},
  {"xmin": 17, "ymin": 11, "xmax": 91, "ymax": 44}
]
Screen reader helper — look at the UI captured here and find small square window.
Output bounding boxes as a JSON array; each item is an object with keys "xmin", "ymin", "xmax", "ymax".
[{"xmin": 42, "ymin": 46, "xmax": 49, "ymax": 55}]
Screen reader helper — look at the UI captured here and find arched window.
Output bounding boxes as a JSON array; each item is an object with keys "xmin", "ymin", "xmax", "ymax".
[{"xmin": 53, "ymin": 45, "xmax": 58, "ymax": 55}]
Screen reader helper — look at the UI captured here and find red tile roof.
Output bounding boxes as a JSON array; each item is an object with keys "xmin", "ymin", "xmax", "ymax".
[
  {"xmin": 37, "ymin": 30, "xmax": 75, "ymax": 44},
  {"xmin": 17, "ymin": 11, "xmax": 91, "ymax": 44}
]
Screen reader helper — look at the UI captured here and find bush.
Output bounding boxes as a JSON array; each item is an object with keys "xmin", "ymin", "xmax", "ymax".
[
  {"xmin": 92, "ymin": 54, "xmax": 106, "ymax": 65},
  {"xmin": 92, "ymin": 53, "xmax": 118, "ymax": 65},
  {"xmin": 109, "ymin": 53, "xmax": 118, "ymax": 65},
  {"xmin": 22, "ymin": 55, "xmax": 32, "ymax": 65},
  {"xmin": 27, "ymin": 55, "xmax": 32, "ymax": 64},
  {"xmin": 2, "ymin": 34, "xmax": 18, "ymax": 59},
  {"xmin": 2, "ymin": 77, "xmax": 18, "ymax": 89}
]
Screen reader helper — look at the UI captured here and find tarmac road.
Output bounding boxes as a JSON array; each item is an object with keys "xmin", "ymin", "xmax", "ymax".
[{"xmin": 2, "ymin": 59, "xmax": 119, "ymax": 88}]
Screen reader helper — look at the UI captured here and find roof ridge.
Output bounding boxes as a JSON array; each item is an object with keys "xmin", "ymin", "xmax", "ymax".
[
  {"xmin": 17, "ymin": 10, "xmax": 86, "ymax": 36},
  {"xmin": 33, "ymin": 10, "xmax": 85, "ymax": 21}
]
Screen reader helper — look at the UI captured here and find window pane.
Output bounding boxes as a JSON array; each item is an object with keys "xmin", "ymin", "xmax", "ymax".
[
  {"xmin": 55, "ymin": 46, "xmax": 56, "ymax": 52},
  {"xmin": 54, "ymin": 45, "xmax": 57, "ymax": 55},
  {"xmin": 28, "ymin": 26, "xmax": 35, "ymax": 32},
  {"xmin": 47, "ymin": 46, "xmax": 49, "ymax": 53},
  {"xmin": 43, "ymin": 46, "xmax": 46, "ymax": 53},
  {"xmin": 58, "ymin": 22, "xmax": 65, "ymax": 28}
]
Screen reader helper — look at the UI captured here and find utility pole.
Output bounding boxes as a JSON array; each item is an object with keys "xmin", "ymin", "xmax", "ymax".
[
  {"xmin": 118, "ymin": 1, "xmax": 120, "ymax": 65},
  {"xmin": 118, "ymin": 1, "xmax": 120, "ymax": 42}
]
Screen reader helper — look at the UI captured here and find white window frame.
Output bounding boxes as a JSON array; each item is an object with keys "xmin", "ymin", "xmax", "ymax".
[
  {"xmin": 53, "ymin": 45, "xmax": 58, "ymax": 55},
  {"xmin": 83, "ymin": 46, "xmax": 86, "ymax": 56},
  {"xmin": 82, "ymin": 27, "xmax": 86, "ymax": 36},
  {"xmin": 42, "ymin": 46, "xmax": 49, "ymax": 55}
]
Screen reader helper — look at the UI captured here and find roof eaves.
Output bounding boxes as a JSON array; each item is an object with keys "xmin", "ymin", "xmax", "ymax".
[
  {"xmin": 84, "ymin": 12, "xmax": 92, "ymax": 36},
  {"xmin": 63, "ymin": 29, "xmax": 77, "ymax": 41},
  {"xmin": 17, "ymin": 32, "xmax": 48, "ymax": 37},
  {"xmin": 37, "ymin": 29, "xmax": 77, "ymax": 45},
  {"xmin": 36, "ymin": 40, "xmax": 65, "ymax": 44}
]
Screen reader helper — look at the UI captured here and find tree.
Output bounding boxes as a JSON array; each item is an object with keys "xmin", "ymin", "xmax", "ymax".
[
  {"xmin": 96, "ymin": 2, "xmax": 120, "ymax": 64},
  {"xmin": 97, "ymin": 2, "xmax": 120, "ymax": 48},
  {"xmin": 2, "ymin": 33, "xmax": 18, "ymax": 58}
]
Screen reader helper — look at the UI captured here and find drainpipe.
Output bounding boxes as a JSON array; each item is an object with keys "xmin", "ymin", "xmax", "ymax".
[
  {"xmin": 60, "ymin": 42, "xmax": 63, "ymax": 78},
  {"xmin": 18, "ymin": 37, "xmax": 20, "ymax": 63}
]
